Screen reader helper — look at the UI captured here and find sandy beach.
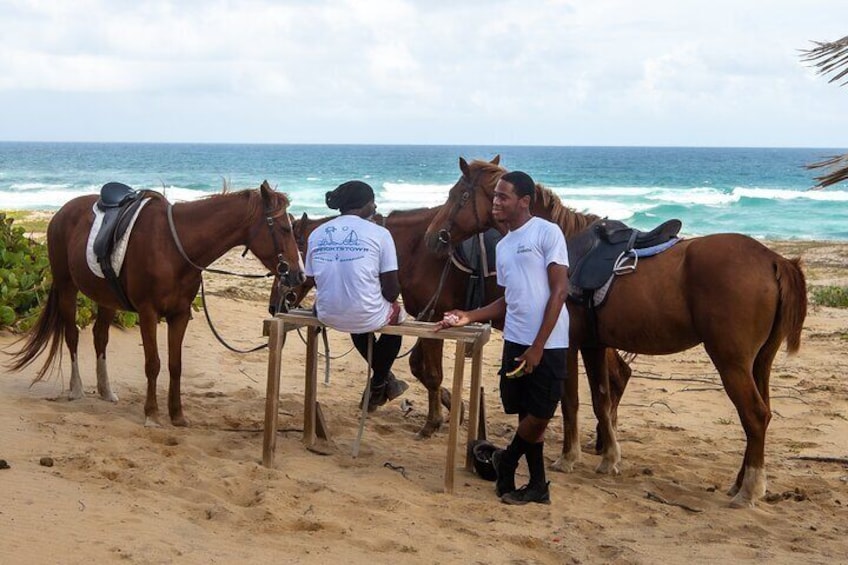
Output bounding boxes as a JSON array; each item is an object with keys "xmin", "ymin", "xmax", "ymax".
[{"xmin": 1, "ymin": 239, "xmax": 847, "ymax": 564}]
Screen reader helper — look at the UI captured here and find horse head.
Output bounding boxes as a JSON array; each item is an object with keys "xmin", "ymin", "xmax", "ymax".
[
  {"xmin": 268, "ymin": 211, "xmax": 327, "ymax": 315},
  {"xmin": 248, "ymin": 181, "xmax": 305, "ymax": 303},
  {"xmin": 424, "ymin": 155, "xmax": 504, "ymax": 256}
]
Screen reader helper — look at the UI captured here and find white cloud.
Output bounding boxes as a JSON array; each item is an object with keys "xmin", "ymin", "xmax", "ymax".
[{"xmin": 0, "ymin": 0, "xmax": 847, "ymax": 145}]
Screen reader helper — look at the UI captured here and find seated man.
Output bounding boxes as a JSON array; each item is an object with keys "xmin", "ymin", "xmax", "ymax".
[{"xmin": 304, "ymin": 180, "xmax": 408, "ymax": 411}]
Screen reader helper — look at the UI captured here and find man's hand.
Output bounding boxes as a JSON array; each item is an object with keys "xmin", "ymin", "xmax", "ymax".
[
  {"xmin": 516, "ymin": 344, "xmax": 544, "ymax": 374},
  {"xmin": 435, "ymin": 309, "xmax": 471, "ymax": 331}
]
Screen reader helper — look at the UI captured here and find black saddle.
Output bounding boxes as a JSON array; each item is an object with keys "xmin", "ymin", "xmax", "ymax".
[
  {"xmin": 569, "ymin": 218, "xmax": 681, "ymax": 293},
  {"xmin": 453, "ymin": 228, "xmax": 502, "ymax": 311},
  {"xmin": 93, "ymin": 182, "xmax": 149, "ymax": 311}
]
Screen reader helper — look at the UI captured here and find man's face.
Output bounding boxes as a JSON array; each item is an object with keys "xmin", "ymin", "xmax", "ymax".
[
  {"xmin": 492, "ymin": 179, "xmax": 526, "ymax": 223},
  {"xmin": 364, "ymin": 199, "xmax": 377, "ymax": 219}
]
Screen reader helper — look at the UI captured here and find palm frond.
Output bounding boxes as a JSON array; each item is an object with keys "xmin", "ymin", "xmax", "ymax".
[
  {"xmin": 801, "ymin": 35, "xmax": 848, "ymax": 86},
  {"xmin": 806, "ymin": 154, "xmax": 848, "ymax": 189}
]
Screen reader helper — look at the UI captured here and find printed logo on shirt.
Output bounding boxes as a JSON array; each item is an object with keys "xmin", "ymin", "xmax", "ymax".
[
  {"xmin": 313, "ymin": 225, "xmax": 371, "ymax": 262},
  {"xmin": 516, "ymin": 243, "xmax": 533, "ymax": 255}
]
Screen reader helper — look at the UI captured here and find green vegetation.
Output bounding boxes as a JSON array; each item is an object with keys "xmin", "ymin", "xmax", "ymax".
[
  {"xmin": 0, "ymin": 212, "xmax": 139, "ymax": 331},
  {"xmin": 810, "ymin": 285, "xmax": 848, "ymax": 308},
  {"xmin": 1, "ymin": 210, "xmax": 50, "ymax": 234}
]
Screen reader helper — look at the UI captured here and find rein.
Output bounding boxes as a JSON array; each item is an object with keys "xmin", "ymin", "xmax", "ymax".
[{"xmin": 166, "ymin": 200, "xmax": 295, "ymax": 354}]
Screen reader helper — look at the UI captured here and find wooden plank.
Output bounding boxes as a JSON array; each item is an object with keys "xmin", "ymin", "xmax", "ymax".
[
  {"xmin": 444, "ymin": 340, "xmax": 466, "ymax": 493},
  {"xmin": 270, "ymin": 309, "xmax": 491, "ymax": 343},
  {"xmin": 262, "ymin": 318, "xmax": 286, "ymax": 467},
  {"xmin": 303, "ymin": 327, "xmax": 319, "ymax": 448}
]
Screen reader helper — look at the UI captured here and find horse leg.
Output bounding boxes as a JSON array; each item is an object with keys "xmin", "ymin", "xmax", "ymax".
[
  {"xmin": 53, "ymin": 284, "xmax": 84, "ymax": 400},
  {"xmin": 137, "ymin": 311, "xmax": 162, "ymax": 427},
  {"xmin": 409, "ymin": 338, "xmax": 445, "ymax": 439},
  {"xmin": 92, "ymin": 306, "xmax": 119, "ymax": 402},
  {"xmin": 552, "ymin": 346, "xmax": 581, "ymax": 472},
  {"xmin": 710, "ymin": 344, "xmax": 778, "ymax": 508},
  {"xmin": 583, "ymin": 346, "xmax": 620, "ymax": 474},
  {"xmin": 595, "ymin": 349, "xmax": 632, "ymax": 453},
  {"xmin": 166, "ymin": 310, "xmax": 191, "ymax": 427}
]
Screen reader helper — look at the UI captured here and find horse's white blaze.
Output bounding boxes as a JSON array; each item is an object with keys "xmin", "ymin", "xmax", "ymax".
[
  {"xmin": 68, "ymin": 357, "xmax": 83, "ymax": 400},
  {"xmin": 96, "ymin": 354, "xmax": 118, "ymax": 402},
  {"xmin": 730, "ymin": 466, "xmax": 766, "ymax": 508}
]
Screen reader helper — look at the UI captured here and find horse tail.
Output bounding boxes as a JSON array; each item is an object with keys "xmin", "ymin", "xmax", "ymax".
[
  {"xmin": 775, "ymin": 257, "xmax": 807, "ymax": 355},
  {"xmin": 5, "ymin": 283, "xmax": 65, "ymax": 381}
]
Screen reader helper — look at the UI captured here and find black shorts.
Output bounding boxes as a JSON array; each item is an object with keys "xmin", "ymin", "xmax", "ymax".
[{"xmin": 499, "ymin": 340, "xmax": 567, "ymax": 420}]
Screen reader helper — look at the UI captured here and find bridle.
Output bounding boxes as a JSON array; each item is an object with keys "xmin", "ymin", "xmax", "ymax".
[
  {"xmin": 167, "ymin": 193, "xmax": 302, "ymax": 353},
  {"xmin": 436, "ymin": 169, "xmax": 489, "ymax": 248}
]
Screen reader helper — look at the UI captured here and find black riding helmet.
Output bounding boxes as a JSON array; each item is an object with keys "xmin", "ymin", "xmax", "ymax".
[{"xmin": 467, "ymin": 439, "xmax": 499, "ymax": 481}]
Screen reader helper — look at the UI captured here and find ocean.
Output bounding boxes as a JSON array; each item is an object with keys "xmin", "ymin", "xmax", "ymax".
[{"xmin": 1, "ymin": 142, "xmax": 847, "ymax": 240}]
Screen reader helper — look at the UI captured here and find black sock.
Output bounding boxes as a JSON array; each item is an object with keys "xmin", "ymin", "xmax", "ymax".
[
  {"xmin": 502, "ymin": 433, "xmax": 532, "ymax": 469},
  {"xmin": 526, "ymin": 441, "xmax": 547, "ymax": 486}
]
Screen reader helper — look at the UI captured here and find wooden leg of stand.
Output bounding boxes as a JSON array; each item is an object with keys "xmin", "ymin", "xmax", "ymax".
[
  {"xmin": 303, "ymin": 327, "xmax": 319, "ymax": 449},
  {"xmin": 315, "ymin": 401, "xmax": 331, "ymax": 441},
  {"xmin": 465, "ymin": 343, "xmax": 484, "ymax": 471},
  {"xmin": 263, "ymin": 319, "xmax": 286, "ymax": 467},
  {"xmin": 445, "ymin": 340, "xmax": 466, "ymax": 493}
]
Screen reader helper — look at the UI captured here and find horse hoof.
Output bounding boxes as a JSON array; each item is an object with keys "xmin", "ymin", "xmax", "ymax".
[
  {"xmin": 729, "ymin": 494, "xmax": 755, "ymax": 509},
  {"xmin": 595, "ymin": 460, "xmax": 621, "ymax": 475},
  {"xmin": 144, "ymin": 417, "xmax": 162, "ymax": 428},
  {"xmin": 550, "ymin": 455, "xmax": 575, "ymax": 473},
  {"xmin": 99, "ymin": 390, "xmax": 119, "ymax": 403},
  {"xmin": 727, "ymin": 483, "xmax": 741, "ymax": 497},
  {"xmin": 68, "ymin": 388, "xmax": 84, "ymax": 401},
  {"xmin": 415, "ymin": 422, "xmax": 440, "ymax": 439},
  {"xmin": 171, "ymin": 416, "xmax": 189, "ymax": 427}
]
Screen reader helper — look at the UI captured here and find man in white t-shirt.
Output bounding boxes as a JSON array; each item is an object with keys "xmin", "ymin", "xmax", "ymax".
[
  {"xmin": 305, "ymin": 181, "xmax": 408, "ymax": 411},
  {"xmin": 438, "ymin": 171, "xmax": 569, "ymax": 505}
]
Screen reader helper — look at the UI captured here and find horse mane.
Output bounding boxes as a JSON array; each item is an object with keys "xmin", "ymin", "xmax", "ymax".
[
  {"xmin": 534, "ymin": 184, "xmax": 599, "ymax": 237},
  {"xmin": 467, "ymin": 158, "xmax": 598, "ymax": 237},
  {"xmin": 197, "ymin": 187, "xmax": 291, "ymax": 217}
]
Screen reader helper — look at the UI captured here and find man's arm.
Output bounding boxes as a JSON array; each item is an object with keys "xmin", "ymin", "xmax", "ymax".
[
  {"xmin": 379, "ymin": 270, "xmax": 401, "ymax": 303},
  {"xmin": 435, "ymin": 297, "xmax": 506, "ymax": 330}
]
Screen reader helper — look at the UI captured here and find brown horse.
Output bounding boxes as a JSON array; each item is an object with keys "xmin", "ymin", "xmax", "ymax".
[
  {"xmin": 8, "ymin": 181, "xmax": 305, "ymax": 427},
  {"xmin": 424, "ymin": 158, "xmax": 808, "ymax": 507},
  {"xmin": 278, "ymin": 202, "xmax": 631, "ymax": 441}
]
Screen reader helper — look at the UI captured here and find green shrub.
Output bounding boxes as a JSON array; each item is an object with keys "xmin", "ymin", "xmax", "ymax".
[
  {"xmin": 0, "ymin": 213, "xmax": 138, "ymax": 331},
  {"xmin": 811, "ymin": 285, "xmax": 848, "ymax": 308}
]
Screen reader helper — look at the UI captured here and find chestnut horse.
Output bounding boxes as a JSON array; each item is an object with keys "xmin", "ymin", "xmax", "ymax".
[
  {"xmin": 278, "ymin": 204, "xmax": 631, "ymax": 441},
  {"xmin": 8, "ymin": 181, "xmax": 305, "ymax": 427},
  {"xmin": 424, "ymin": 158, "xmax": 808, "ymax": 507}
]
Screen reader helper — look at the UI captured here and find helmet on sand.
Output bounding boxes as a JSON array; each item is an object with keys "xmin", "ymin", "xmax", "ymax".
[{"xmin": 468, "ymin": 439, "xmax": 499, "ymax": 481}]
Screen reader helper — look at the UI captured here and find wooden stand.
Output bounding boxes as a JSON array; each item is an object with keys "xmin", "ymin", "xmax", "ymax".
[{"xmin": 262, "ymin": 309, "xmax": 491, "ymax": 494}]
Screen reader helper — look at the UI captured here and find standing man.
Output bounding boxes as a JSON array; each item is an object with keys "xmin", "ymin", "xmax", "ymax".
[
  {"xmin": 305, "ymin": 180, "xmax": 408, "ymax": 411},
  {"xmin": 438, "ymin": 171, "xmax": 569, "ymax": 505}
]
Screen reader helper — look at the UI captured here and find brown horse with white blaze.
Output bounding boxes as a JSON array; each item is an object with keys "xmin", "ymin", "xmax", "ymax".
[
  {"xmin": 8, "ymin": 181, "xmax": 305, "ymax": 427},
  {"xmin": 425, "ymin": 158, "xmax": 807, "ymax": 508}
]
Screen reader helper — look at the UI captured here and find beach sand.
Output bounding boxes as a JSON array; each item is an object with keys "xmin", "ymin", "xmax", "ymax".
[{"xmin": 1, "ymin": 240, "xmax": 847, "ymax": 564}]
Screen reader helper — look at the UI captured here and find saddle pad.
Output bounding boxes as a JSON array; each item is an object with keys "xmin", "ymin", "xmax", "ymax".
[{"xmin": 86, "ymin": 198, "xmax": 151, "ymax": 278}]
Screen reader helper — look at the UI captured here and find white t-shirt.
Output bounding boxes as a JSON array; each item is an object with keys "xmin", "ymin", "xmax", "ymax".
[
  {"xmin": 305, "ymin": 215, "xmax": 398, "ymax": 334},
  {"xmin": 496, "ymin": 216, "xmax": 570, "ymax": 348}
]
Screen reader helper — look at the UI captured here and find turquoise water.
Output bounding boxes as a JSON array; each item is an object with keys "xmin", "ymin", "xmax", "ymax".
[{"xmin": 1, "ymin": 142, "xmax": 847, "ymax": 240}]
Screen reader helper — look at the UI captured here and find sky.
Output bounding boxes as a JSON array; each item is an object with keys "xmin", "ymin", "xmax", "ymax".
[{"xmin": 1, "ymin": 0, "xmax": 847, "ymax": 147}]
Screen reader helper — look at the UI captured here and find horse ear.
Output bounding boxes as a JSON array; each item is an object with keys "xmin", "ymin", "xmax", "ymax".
[
  {"xmin": 459, "ymin": 157, "xmax": 470, "ymax": 177},
  {"xmin": 260, "ymin": 180, "xmax": 273, "ymax": 203},
  {"xmin": 491, "ymin": 155, "xmax": 500, "ymax": 165},
  {"xmin": 300, "ymin": 212, "xmax": 308, "ymax": 223}
]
